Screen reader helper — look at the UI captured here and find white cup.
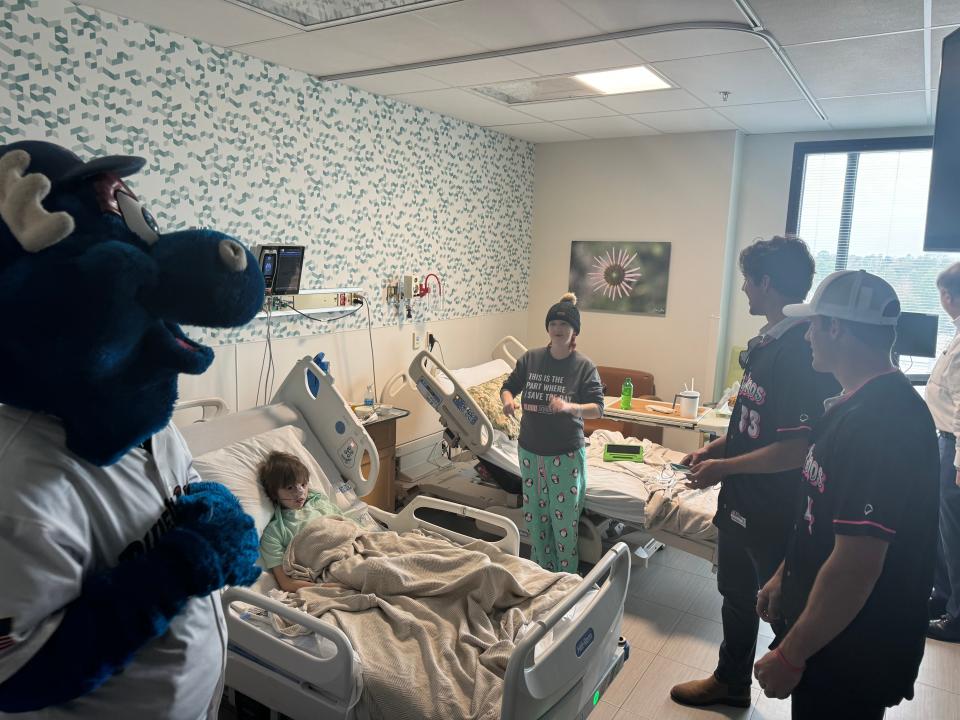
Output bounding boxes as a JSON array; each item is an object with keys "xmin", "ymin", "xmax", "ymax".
[{"xmin": 673, "ymin": 390, "xmax": 700, "ymax": 419}]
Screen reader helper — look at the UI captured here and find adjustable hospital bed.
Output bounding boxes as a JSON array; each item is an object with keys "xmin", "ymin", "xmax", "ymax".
[
  {"xmin": 178, "ymin": 357, "xmax": 631, "ymax": 720},
  {"xmin": 394, "ymin": 337, "xmax": 720, "ymax": 566}
]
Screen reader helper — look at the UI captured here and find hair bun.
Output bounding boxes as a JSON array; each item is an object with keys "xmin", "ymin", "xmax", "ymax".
[{"xmin": 560, "ymin": 292, "xmax": 577, "ymax": 305}]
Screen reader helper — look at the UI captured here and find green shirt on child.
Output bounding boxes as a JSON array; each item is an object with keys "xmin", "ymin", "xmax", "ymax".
[{"xmin": 260, "ymin": 490, "xmax": 345, "ymax": 569}]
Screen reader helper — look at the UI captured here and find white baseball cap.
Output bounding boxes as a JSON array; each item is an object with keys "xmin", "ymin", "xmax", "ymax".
[{"xmin": 783, "ymin": 270, "xmax": 900, "ymax": 326}]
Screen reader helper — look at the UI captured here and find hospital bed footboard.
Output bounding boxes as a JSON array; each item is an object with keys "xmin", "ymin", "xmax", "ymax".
[{"xmin": 501, "ymin": 542, "xmax": 631, "ymax": 719}]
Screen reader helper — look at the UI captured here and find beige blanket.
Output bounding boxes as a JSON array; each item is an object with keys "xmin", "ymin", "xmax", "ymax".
[{"xmin": 272, "ymin": 516, "xmax": 581, "ymax": 720}]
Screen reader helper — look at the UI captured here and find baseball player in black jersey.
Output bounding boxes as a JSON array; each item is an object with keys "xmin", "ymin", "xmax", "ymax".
[
  {"xmin": 671, "ymin": 237, "xmax": 839, "ymax": 710},
  {"xmin": 753, "ymin": 271, "xmax": 938, "ymax": 719}
]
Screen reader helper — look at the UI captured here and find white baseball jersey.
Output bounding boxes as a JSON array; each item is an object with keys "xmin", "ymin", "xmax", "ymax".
[{"xmin": 0, "ymin": 405, "xmax": 226, "ymax": 719}]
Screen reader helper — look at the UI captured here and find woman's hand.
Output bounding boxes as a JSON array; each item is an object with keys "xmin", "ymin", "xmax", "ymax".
[
  {"xmin": 548, "ymin": 396, "xmax": 571, "ymax": 414},
  {"xmin": 503, "ymin": 398, "xmax": 517, "ymax": 417}
]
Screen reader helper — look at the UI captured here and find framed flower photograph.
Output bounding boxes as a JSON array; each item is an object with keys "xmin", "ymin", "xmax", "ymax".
[{"xmin": 568, "ymin": 240, "xmax": 671, "ymax": 316}]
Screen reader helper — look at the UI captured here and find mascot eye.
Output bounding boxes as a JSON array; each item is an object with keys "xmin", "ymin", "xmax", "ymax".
[{"xmin": 116, "ymin": 191, "xmax": 160, "ymax": 245}]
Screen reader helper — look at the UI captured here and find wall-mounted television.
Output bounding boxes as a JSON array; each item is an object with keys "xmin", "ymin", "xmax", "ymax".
[{"xmin": 925, "ymin": 27, "xmax": 960, "ymax": 252}]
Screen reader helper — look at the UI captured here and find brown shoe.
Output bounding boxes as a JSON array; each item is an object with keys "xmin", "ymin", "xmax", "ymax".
[{"xmin": 670, "ymin": 675, "xmax": 751, "ymax": 708}]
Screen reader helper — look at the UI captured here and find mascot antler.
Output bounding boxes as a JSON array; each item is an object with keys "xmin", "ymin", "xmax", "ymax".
[{"xmin": 0, "ymin": 149, "xmax": 74, "ymax": 252}]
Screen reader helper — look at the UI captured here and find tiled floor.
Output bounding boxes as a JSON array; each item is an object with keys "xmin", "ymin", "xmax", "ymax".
[{"xmin": 594, "ymin": 545, "xmax": 960, "ymax": 720}]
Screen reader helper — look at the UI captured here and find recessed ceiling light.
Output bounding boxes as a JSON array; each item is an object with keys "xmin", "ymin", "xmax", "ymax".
[{"xmin": 574, "ymin": 66, "xmax": 671, "ymax": 95}]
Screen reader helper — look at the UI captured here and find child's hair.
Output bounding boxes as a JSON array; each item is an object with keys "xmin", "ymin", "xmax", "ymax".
[{"xmin": 257, "ymin": 451, "xmax": 310, "ymax": 502}]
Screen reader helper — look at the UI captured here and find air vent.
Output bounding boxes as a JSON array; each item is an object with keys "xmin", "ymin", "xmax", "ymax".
[
  {"xmin": 230, "ymin": 0, "xmax": 462, "ymax": 29},
  {"xmin": 472, "ymin": 65, "xmax": 673, "ymax": 105}
]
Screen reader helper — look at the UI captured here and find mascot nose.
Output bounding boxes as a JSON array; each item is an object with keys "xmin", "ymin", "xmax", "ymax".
[{"xmin": 218, "ymin": 239, "xmax": 248, "ymax": 272}]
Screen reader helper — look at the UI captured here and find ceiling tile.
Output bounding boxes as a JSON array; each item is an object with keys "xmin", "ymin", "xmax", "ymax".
[
  {"xmin": 594, "ymin": 88, "xmax": 704, "ymax": 114},
  {"xmin": 932, "ymin": 26, "xmax": 960, "ymax": 88},
  {"xmin": 419, "ymin": 57, "xmax": 536, "ymax": 86},
  {"xmin": 557, "ymin": 0, "xmax": 747, "ymax": 33},
  {"xmin": 787, "ymin": 32, "xmax": 924, "ymax": 99},
  {"xmin": 652, "ymin": 48, "xmax": 800, "ymax": 106},
  {"xmin": 555, "ymin": 115, "xmax": 659, "ymax": 138},
  {"xmin": 488, "ymin": 122, "xmax": 589, "ymax": 143},
  {"xmin": 391, "ymin": 88, "xmax": 539, "ymax": 125},
  {"xmin": 715, "ymin": 100, "xmax": 829, "ymax": 134},
  {"xmin": 749, "ymin": 0, "xmax": 922, "ymax": 45},
  {"xmin": 517, "ymin": 98, "xmax": 618, "ymax": 120},
  {"xmin": 821, "ymin": 91, "xmax": 931, "ymax": 130},
  {"xmin": 233, "ymin": 25, "xmax": 391, "ymax": 75},
  {"xmin": 619, "ymin": 28, "xmax": 767, "ymax": 62},
  {"xmin": 415, "ymin": 0, "xmax": 601, "ymax": 51},
  {"xmin": 313, "ymin": 12, "xmax": 485, "ymax": 67},
  {"xmin": 511, "ymin": 40, "xmax": 641, "ymax": 76},
  {"xmin": 80, "ymin": 0, "xmax": 298, "ymax": 47},
  {"xmin": 346, "ymin": 70, "xmax": 448, "ymax": 95},
  {"xmin": 931, "ymin": 1, "xmax": 960, "ymax": 28},
  {"xmin": 630, "ymin": 108, "xmax": 737, "ymax": 133}
]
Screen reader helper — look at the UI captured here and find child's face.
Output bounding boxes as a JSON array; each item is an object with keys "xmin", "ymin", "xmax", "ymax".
[{"xmin": 276, "ymin": 480, "xmax": 309, "ymax": 510}]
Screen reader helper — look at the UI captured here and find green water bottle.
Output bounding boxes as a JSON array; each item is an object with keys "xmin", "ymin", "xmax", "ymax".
[{"xmin": 620, "ymin": 378, "xmax": 633, "ymax": 410}]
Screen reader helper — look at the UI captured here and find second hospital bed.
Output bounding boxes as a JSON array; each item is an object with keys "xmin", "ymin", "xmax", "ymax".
[
  {"xmin": 394, "ymin": 336, "xmax": 721, "ymax": 565},
  {"xmin": 178, "ymin": 356, "xmax": 632, "ymax": 720}
]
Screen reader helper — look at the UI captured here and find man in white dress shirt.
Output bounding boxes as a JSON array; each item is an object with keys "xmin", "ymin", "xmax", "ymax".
[{"xmin": 927, "ymin": 262, "xmax": 960, "ymax": 642}]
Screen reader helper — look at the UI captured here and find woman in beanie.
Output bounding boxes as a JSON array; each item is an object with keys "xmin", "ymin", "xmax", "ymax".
[{"xmin": 500, "ymin": 292, "xmax": 604, "ymax": 572}]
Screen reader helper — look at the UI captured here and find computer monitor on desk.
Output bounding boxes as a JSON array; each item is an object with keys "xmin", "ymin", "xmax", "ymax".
[
  {"xmin": 894, "ymin": 312, "xmax": 939, "ymax": 359},
  {"xmin": 893, "ymin": 312, "xmax": 939, "ymax": 386}
]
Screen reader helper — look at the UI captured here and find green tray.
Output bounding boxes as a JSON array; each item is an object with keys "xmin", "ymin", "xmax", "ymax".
[{"xmin": 603, "ymin": 443, "xmax": 644, "ymax": 463}]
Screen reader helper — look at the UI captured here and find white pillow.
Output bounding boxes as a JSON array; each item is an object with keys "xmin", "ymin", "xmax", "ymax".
[{"xmin": 191, "ymin": 425, "xmax": 337, "ymax": 538}]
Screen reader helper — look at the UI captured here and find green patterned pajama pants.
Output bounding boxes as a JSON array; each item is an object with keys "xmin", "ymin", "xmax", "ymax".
[{"xmin": 517, "ymin": 446, "xmax": 586, "ymax": 573}]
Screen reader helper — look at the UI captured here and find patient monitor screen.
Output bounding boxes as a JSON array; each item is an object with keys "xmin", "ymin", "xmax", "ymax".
[{"xmin": 273, "ymin": 246, "xmax": 305, "ymax": 295}]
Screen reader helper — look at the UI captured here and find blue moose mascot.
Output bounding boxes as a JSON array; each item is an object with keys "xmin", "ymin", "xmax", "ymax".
[{"xmin": 0, "ymin": 141, "xmax": 264, "ymax": 718}]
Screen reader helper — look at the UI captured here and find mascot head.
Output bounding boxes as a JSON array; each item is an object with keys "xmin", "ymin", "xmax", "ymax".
[{"xmin": 0, "ymin": 141, "xmax": 265, "ymax": 465}]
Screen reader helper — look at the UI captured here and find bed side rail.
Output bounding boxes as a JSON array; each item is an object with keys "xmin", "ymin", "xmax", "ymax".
[
  {"xmin": 408, "ymin": 350, "xmax": 495, "ymax": 455},
  {"xmin": 272, "ymin": 356, "xmax": 379, "ymax": 496},
  {"xmin": 379, "ymin": 370, "xmax": 409, "ymax": 404},
  {"xmin": 500, "ymin": 543, "xmax": 631, "ymax": 720},
  {"xmin": 366, "ymin": 495, "xmax": 521, "ymax": 556},
  {"xmin": 492, "ymin": 335, "xmax": 527, "ymax": 368},
  {"xmin": 221, "ymin": 586, "xmax": 359, "ymax": 707},
  {"xmin": 173, "ymin": 397, "xmax": 230, "ymax": 422}
]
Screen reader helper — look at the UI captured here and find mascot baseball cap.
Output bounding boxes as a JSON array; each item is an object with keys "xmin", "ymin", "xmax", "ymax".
[
  {"xmin": 0, "ymin": 140, "xmax": 145, "ymax": 190},
  {"xmin": 784, "ymin": 269, "xmax": 901, "ymax": 326}
]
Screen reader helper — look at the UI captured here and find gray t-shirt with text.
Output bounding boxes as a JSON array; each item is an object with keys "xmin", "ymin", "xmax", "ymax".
[{"xmin": 501, "ymin": 347, "xmax": 603, "ymax": 456}]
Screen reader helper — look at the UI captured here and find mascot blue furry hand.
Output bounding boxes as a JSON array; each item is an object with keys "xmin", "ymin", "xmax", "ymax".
[{"xmin": 0, "ymin": 141, "xmax": 265, "ymax": 717}]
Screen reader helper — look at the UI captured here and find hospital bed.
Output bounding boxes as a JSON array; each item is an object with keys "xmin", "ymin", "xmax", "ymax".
[
  {"xmin": 178, "ymin": 356, "xmax": 631, "ymax": 720},
  {"xmin": 393, "ymin": 337, "xmax": 720, "ymax": 566}
]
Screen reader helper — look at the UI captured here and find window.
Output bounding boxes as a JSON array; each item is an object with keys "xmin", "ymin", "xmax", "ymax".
[{"xmin": 786, "ymin": 136, "xmax": 952, "ymax": 375}]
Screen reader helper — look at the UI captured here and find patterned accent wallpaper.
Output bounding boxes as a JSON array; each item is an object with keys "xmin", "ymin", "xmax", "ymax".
[{"xmin": 0, "ymin": 0, "xmax": 534, "ymax": 345}]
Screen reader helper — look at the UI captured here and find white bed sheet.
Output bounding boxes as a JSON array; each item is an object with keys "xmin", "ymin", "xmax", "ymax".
[{"xmin": 475, "ymin": 429, "xmax": 718, "ymax": 539}]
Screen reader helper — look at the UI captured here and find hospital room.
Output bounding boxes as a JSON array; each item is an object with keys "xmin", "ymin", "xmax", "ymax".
[{"xmin": 2, "ymin": 0, "xmax": 960, "ymax": 718}]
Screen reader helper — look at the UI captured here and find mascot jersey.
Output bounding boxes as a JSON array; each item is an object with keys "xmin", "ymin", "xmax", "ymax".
[
  {"xmin": 0, "ymin": 141, "xmax": 265, "ymax": 717},
  {"xmin": 0, "ymin": 409, "xmax": 225, "ymax": 719}
]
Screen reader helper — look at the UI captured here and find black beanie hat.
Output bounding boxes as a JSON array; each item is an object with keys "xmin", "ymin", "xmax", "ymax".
[{"xmin": 545, "ymin": 292, "xmax": 581, "ymax": 334}]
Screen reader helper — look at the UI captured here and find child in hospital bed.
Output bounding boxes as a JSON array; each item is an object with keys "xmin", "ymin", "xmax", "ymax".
[{"xmin": 258, "ymin": 450, "xmax": 347, "ymax": 592}]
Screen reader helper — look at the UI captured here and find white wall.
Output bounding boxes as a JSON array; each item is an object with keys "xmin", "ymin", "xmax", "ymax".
[
  {"xmin": 722, "ymin": 126, "xmax": 934, "ymax": 378},
  {"xmin": 528, "ymin": 132, "xmax": 742, "ymax": 450}
]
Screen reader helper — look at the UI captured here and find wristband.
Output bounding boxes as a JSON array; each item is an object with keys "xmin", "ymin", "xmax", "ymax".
[{"xmin": 774, "ymin": 647, "xmax": 804, "ymax": 674}]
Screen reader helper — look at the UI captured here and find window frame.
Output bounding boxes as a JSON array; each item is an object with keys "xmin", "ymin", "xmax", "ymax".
[
  {"xmin": 785, "ymin": 135, "xmax": 933, "ymax": 237},
  {"xmin": 783, "ymin": 135, "xmax": 935, "ymax": 384}
]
